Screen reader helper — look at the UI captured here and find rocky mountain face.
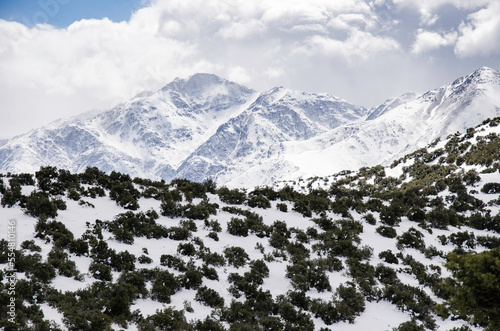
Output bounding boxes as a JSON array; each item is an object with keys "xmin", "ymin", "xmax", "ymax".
[
  {"xmin": 175, "ymin": 87, "xmax": 368, "ymax": 185},
  {"xmin": 0, "ymin": 73, "xmax": 256, "ymax": 179},
  {"xmin": 1, "ymin": 67, "xmax": 499, "ymax": 187}
]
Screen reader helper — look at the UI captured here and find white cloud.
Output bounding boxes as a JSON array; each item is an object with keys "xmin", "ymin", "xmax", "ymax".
[
  {"xmin": 412, "ymin": 29, "xmax": 457, "ymax": 54},
  {"xmin": 328, "ymin": 13, "xmax": 373, "ymax": 31},
  {"xmin": 455, "ymin": 1, "xmax": 500, "ymax": 57},
  {"xmin": 264, "ymin": 67, "xmax": 285, "ymax": 79},
  {"xmin": 392, "ymin": 0, "xmax": 491, "ymax": 26},
  {"xmin": 394, "ymin": 0, "xmax": 500, "ymax": 57},
  {"xmin": 227, "ymin": 66, "xmax": 251, "ymax": 84},
  {"xmin": 305, "ymin": 30, "xmax": 400, "ymax": 60},
  {"xmin": 219, "ymin": 20, "xmax": 266, "ymax": 39}
]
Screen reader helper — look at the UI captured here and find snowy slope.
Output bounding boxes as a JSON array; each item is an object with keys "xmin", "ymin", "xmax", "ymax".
[
  {"xmin": 175, "ymin": 87, "xmax": 368, "ymax": 186},
  {"xmin": 1, "ymin": 117, "xmax": 499, "ymax": 330},
  {"xmin": 283, "ymin": 67, "xmax": 500, "ymax": 182}
]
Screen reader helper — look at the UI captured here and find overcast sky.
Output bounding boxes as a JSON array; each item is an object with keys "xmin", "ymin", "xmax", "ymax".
[{"xmin": 0, "ymin": 0, "xmax": 499, "ymax": 139}]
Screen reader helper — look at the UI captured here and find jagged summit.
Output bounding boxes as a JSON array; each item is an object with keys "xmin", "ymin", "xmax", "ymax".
[
  {"xmin": 159, "ymin": 73, "xmax": 255, "ymax": 113},
  {"xmin": 161, "ymin": 73, "xmax": 254, "ymax": 98}
]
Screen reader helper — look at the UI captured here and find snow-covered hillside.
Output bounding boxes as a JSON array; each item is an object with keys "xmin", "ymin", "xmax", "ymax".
[
  {"xmin": 0, "ymin": 67, "xmax": 499, "ymax": 187},
  {"xmin": 1, "ymin": 117, "xmax": 499, "ymax": 330},
  {"xmin": 282, "ymin": 67, "xmax": 500, "ymax": 182}
]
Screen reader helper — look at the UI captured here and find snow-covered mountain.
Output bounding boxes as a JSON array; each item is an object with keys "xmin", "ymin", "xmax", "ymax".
[
  {"xmin": 1, "ymin": 67, "xmax": 499, "ymax": 187},
  {"xmin": 175, "ymin": 87, "xmax": 368, "ymax": 186},
  {"xmin": 282, "ymin": 66, "xmax": 500, "ymax": 181},
  {"xmin": 0, "ymin": 73, "xmax": 256, "ymax": 179}
]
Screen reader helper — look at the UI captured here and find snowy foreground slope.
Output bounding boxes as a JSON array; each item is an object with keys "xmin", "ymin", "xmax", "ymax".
[
  {"xmin": 1, "ymin": 67, "xmax": 499, "ymax": 187},
  {"xmin": 1, "ymin": 117, "xmax": 499, "ymax": 330}
]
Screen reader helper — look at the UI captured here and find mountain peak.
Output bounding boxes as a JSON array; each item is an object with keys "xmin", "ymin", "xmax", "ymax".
[
  {"xmin": 456, "ymin": 66, "xmax": 500, "ymax": 86},
  {"xmin": 161, "ymin": 73, "xmax": 254, "ymax": 97},
  {"xmin": 476, "ymin": 66, "xmax": 497, "ymax": 73}
]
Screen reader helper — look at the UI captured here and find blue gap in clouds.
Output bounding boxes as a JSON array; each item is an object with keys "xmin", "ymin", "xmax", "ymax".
[{"xmin": 0, "ymin": 0, "xmax": 148, "ymax": 28}]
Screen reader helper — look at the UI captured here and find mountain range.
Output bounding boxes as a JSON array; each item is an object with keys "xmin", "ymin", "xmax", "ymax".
[{"xmin": 1, "ymin": 67, "xmax": 499, "ymax": 187}]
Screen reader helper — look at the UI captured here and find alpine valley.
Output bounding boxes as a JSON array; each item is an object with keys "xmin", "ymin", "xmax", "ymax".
[{"xmin": 1, "ymin": 67, "xmax": 499, "ymax": 187}]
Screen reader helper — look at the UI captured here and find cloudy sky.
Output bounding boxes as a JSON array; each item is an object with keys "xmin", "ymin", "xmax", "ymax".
[{"xmin": 0, "ymin": 0, "xmax": 499, "ymax": 139}]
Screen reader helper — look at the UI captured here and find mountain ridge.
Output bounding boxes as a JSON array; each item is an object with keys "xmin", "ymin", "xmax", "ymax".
[{"xmin": 1, "ymin": 67, "xmax": 499, "ymax": 187}]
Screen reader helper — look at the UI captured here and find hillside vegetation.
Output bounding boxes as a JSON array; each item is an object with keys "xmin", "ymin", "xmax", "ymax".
[{"xmin": 1, "ymin": 117, "xmax": 500, "ymax": 330}]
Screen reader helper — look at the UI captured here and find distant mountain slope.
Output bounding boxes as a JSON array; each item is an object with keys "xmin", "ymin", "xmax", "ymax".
[
  {"xmin": 0, "ymin": 68, "xmax": 499, "ymax": 188},
  {"xmin": 175, "ymin": 87, "xmax": 368, "ymax": 186},
  {"xmin": 283, "ymin": 67, "xmax": 500, "ymax": 181}
]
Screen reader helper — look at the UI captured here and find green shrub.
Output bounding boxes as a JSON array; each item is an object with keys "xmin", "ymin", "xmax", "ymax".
[
  {"xmin": 227, "ymin": 217, "xmax": 248, "ymax": 237},
  {"xmin": 202, "ymin": 251, "xmax": 226, "ymax": 267},
  {"xmin": 20, "ymin": 240, "xmax": 41, "ymax": 252},
  {"xmin": 177, "ymin": 242, "xmax": 196, "ymax": 256},
  {"xmin": 224, "ymin": 246, "xmax": 249, "ymax": 268},
  {"xmin": 379, "ymin": 250, "xmax": 399, "ymax": 264},
  {"xmin": 47, "ymin": 247, "xmax": 79, "ymax": 278},
  {"xmin": 195, "ymin": 286, "xmax": 225, "ymax": 307},
  {"xmin": 394, "ymin": 320, "xmax": 426, "ymax": 331},
  {"xmin": 396, "ymin": 227, "xmax": 425, "ymax": 250},
  {"xmin": 138, "ymin": 255, "xmax": 153, "ymax": 264},
  {"xmin": 1, "ymin": 178, "xmax": 23, "ymax": 207},
  {"xmin": 107, "ymin": 178, "xmax": 141, "ymax": 210},
  {"xmin": 180, "ymin": 219, "xmax": 197, "ymax": 231},
  {"xmin": 376, "ymin": 226, "xmax": 397, "ymax": 238},
  {"xmin": 24, "ymin": 191, "xmax": 59, "ymax": 219},
  {"xmin": 168, "ymin": 226, "xmax": 191, "ymax": 241},
  {"xmin": 36, "ymin": 220, "xmax": 75, "ymax": 248},
  {"xmin": 160, "ymin": 254, "xmax": 187, "ymax": 271},
  {"xmin": 150, "ymin": 271, "xmax": 181, "ymax": 303},
  {"xmin": 481, "ymin": 182, "xmax": 500, "ymax": 194},
  {"xmin": 476, "ymin": 235, "xmax": 500, "ymax": 249},
  {"xmin": 193, "ymin": 317, "xmax": 226, "ymax": 331},
  {"xmin": 207, "ymin": 231, "xmax": 219, "ymax": 241},
  {"xmin": 363, "ymin": 213, "xmax": 376, "ymax": 225},
  {"xmin": 201, "ymin": 264, "xmax": 219, "ymax": 281},
  {"xmin": 88, "ymin": 261, "xmax": 112, "ymax": 281},
  {"xmin": 269, "ymin": 221, "xmax": 291, "ymax": 250},
  {"xmin": 334, "ymin": 282, "xmax": 366, "ymax": 323},
  {"xmin": 346, "ymin": 258, "xmax": 376, "ymax": 297},
  {"xmin": 426, "ymin": 208, "xmax": 460, "ymax": 229},
  {"xmin": 181, "ymin": 269, "xmax": 203, "ymax": 289},
  {"xmin": 204, "ymin": 219, "xmax": 222, "ymax": 232},
  {"xmin": 110, "ymin": 251, "xmax": 136, "ymax": 272},
  {"xmin": 292, "ymin": 199, "xmax": 312, "ymax": 217},
  {"xmin": 67, "ymin": 188, "xmax": 81, "ymax": 201},
  {"xmin": 276, "ymin": 202, "xmax": 288, "ymax": 212},
  {"xmin": 247, "ymin": 194, "xmax": 271, "ymax": 209},
  {"xmin": 441, "ymin": 248, "xmax": 500, "ymax": 330},
  {"xmin": 68, "ymin": 238, "xmax": 89, "ymax": 256},
  {"xmin": 218, "ymin": 187, "xmax": 247, "ymax": 204},
  {"xmin": 448, "ymin": 231, "xmax": 476, "ymax": 249},
  {"xmin": 375, "ymin": 264, "xmax": 399, "ymax": 284},
  {"xmin": 146, "ymin": 308, "xmax": 188, "ymax": 330}
]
